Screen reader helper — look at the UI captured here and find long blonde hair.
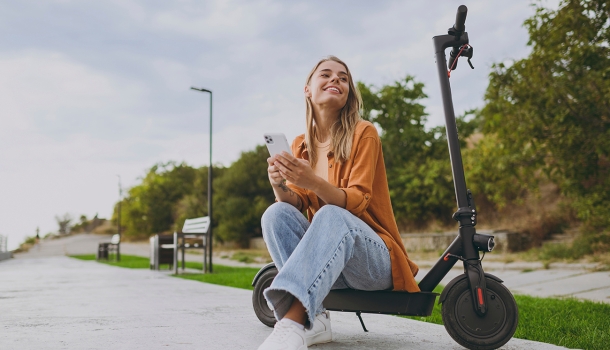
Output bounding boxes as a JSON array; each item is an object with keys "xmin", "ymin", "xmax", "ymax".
[{"xmin": 305, "ymin": 56, "xmax": 362, "ymax": 166}]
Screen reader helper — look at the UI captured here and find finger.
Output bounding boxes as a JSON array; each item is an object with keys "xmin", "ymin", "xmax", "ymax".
[
  {"xmin": 279, "ymin": 170, "xmax": 294, "ymax": 183},
  {"xmin": 277, "ymin": 152, "xmax": 300, "ymax": 167},
  {"xmin": 274, "ymin": 160, "xmax": 292, "ymax": 176}
]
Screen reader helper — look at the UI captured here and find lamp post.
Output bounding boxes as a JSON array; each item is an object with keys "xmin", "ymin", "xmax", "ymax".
[
  {"xmin": 116, "ymin": 174, "xmax": 122, "ymax": 261},
  {"xmin": 190, "ymin": 86, "xmax": 213, "ymax": 273}
]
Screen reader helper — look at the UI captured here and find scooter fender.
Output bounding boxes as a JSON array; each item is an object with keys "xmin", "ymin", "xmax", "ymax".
[
  {"xmin": 251, "ymin": 262, "xmax": 277, "ymax": 287},
  {"xmin": 438, "ymin": 273, "xmax": 503, "ymax": 304}
]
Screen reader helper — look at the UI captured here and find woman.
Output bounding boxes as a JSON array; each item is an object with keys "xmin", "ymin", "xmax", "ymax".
[{"xmin": 258, "ymin": 56, "xmax": 420, "ymax": 350}]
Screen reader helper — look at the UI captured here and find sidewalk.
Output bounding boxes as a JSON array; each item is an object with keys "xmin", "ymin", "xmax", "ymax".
[
  {"xmin": 1, "ymin": 255, "xmax": 569, "ymax": 349},
  {"xmin": 15, "ymin": 233, "xmax": 610, "ymax": 303}
]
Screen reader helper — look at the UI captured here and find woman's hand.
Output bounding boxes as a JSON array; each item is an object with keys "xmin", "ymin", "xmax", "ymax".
[
  {"xmin": 267, "ymin": 155, "xmax": 285, "ymax": 186},
  {"xmin": 274, "ymin": 152, "xmax": 319, "ymax": 191}
]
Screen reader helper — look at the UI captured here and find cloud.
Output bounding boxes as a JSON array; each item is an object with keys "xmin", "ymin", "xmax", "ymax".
[{"xmin": 0, "ymin": 0, "xmax": 564, "ymax": 250}]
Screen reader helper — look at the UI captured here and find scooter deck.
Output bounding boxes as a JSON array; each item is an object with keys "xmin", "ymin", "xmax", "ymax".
[{"xmin": 323, "ymin": 289, "xmax": 438, "ymax": 316}]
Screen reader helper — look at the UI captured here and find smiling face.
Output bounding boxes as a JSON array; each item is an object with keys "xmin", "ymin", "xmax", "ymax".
[{"xmin": 304, "ymin": 60, "xmax": 350, "ymax": 113}]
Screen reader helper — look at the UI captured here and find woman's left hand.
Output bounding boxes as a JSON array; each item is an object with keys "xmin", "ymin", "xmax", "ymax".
[{"xmin": 274, "ymin": 152, "xmax": 319, "ymax": 191}]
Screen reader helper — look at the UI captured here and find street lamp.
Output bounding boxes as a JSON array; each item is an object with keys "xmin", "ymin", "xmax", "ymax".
[
  {"xmin": 190, "ymin": 86, "xmax": 213, "ymax": 273},
  {"xmin": 116, "ymin": 174, "xmax": 122, "ymax": 261}
]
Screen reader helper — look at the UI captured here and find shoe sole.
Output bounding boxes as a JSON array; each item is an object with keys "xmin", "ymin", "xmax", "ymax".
[{"xmin": 306, "ymin": 330, "xmax": 332, "ymax": 346}]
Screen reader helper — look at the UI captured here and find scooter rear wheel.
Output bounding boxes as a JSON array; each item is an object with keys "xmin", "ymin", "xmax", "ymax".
[
  {"xmin": 252, "ymin": 267, "xmax": 278, "ymax": 327},
  {"xmin": 441, "ymin": 277, "xmax": 518, "ymax": 350}
]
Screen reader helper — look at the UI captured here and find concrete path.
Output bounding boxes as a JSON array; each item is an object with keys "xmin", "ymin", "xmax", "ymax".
[
  {"xmin": 1, "ymin": 255, "xmax": 568, "ymax": 350},
  {"xmin": 4, "ymin": 233, "xmax": 608, "ymax": 349},
  {"xmin": 16, "ymin": 233, "xmax": 610, "ymax": 303}
]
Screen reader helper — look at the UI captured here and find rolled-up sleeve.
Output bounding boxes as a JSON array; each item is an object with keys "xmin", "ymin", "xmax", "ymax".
[{"xmin": 342, "ymin": 135, "xmax": 379, "ymax": 216}]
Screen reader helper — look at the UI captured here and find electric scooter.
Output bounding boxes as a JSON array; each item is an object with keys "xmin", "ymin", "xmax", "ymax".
[{"xmin": 251, "ymin": 5, "xmax": 519, "ymax": 350}]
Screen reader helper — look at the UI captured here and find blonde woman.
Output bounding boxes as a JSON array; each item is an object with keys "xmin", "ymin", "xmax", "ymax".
[{"xmin": 259, "ymin": 56, "xmax": 420, "ymax": 350}]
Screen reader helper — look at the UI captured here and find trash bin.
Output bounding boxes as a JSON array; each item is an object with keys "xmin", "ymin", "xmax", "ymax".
[
  {"xmin": 149, "ymin": 234, "xmax": 174, "ymax": 270},
  {"xmin": 97, "ymin": 243, "xmax": 109, "ymax": 260}
]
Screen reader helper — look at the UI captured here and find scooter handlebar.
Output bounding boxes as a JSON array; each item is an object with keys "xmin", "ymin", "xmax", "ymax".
[
  {"xmin": 448, "ymin": 5, "xmax": 468, "ymax": 70},
  {"xmin": 454, "ymin": 5, "xmax": 467, "ymax": 32}
]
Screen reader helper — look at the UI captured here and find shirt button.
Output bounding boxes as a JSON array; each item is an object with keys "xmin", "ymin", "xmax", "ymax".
[{"xmin": 329, "ymin": 164, "xmax": 332, "ymax": 168}]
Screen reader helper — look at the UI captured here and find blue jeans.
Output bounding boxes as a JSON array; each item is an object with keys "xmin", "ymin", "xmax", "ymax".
[{"xmin": 261, "ymin": 202, "xmax": 392, "ymax": 329}]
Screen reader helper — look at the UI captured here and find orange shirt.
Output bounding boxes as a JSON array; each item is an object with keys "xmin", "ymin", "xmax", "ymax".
[{"xmin": 287, "ymin": 120, "xmax": 420, "ymax": 292}]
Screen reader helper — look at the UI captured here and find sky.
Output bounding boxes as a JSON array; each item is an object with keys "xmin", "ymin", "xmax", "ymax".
[{"xmin": 0, "ymin": 0, "xmax": 561, "ymax": 250}]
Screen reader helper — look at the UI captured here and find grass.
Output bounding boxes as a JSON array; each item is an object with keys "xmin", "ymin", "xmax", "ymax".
[
  {"xmin": 71, "ymin": 254, "xmax": 610, "ymax": 349},
  {"xmin": 174, "ymin": 263, "xmax": 260, "ymax": 290},
  {"xmin": 70, "ymin": 254, "xmax": 260, "ymax": 290},
  {"xmin": 71, "ymin": 254, "xmax": 157, "ymax": 269}
]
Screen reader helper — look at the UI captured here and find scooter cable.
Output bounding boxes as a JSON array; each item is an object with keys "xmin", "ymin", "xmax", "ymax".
[{"xmin": 447, "ymin": 44, "xmax": 471, "ymax": 78}]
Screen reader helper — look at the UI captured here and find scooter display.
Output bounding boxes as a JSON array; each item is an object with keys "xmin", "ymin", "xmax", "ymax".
[{"xmin": 251, "ymin": 5, "xmax": 519, "ymax": 350}]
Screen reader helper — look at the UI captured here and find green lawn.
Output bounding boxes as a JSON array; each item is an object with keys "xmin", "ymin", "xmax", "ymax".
[
  {"xmin": 70, "ymin": 254, "xmax": 259, "ymax": 289},
  {"xmin": 72, "ymin": 254, "xmax": 610, "ymax": 349}
]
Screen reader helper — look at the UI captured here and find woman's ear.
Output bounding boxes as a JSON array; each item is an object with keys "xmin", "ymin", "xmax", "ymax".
[{"xmin": 304, "ymin": 85, "xmax": 311, "ymax": 98}]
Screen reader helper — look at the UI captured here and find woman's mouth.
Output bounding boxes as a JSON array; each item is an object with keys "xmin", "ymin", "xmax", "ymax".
[{"xmin": 324, "ymin": 86, "xmax": 341, "ymax": 94}]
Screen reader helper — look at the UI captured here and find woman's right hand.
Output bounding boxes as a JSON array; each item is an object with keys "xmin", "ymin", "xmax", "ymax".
[{"xmin": 267, "ymin": 155, "xmax": 284, "ymax": 186}]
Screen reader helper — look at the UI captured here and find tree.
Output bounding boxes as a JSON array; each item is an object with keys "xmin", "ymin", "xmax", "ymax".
[
  {"xmin": 358, "ymin": 77, "xmax": 477, "ymax": 228},
  {"xmin": 118, "ymin": 162, "xmax": 199, "ymax": 238},
  {"xmin": 55, "ymin": 213, "xmax": 72, "ymax": 235},
  {"xmin": 481, "ymin": 0, "xmax": 610, "ymax": 230},
  {"xmin": 213, "ymin": 145, "xmax": 275, "ymax": 246}
]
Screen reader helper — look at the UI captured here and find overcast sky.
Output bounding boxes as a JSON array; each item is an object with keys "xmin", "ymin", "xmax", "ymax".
[{"xmin": 0, "ymin": 0, "xmax": 560, "ymax": 250}]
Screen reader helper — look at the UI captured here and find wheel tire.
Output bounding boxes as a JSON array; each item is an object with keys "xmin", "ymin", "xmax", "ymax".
[
  {"xmin": 441, "ymin": 277, "xmax": 518, "ymax": 350},
  {"xmin": 252, "ymin": 267, "xmax": 278, "ymax": 327}
]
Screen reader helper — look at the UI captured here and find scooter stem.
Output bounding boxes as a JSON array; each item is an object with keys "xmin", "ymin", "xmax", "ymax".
[{"xmin": 433, "ymin": 33, "xmax": 470, "ymax": 213}]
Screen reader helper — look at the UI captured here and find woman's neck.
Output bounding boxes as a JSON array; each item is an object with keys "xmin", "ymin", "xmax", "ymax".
[{"xmin": 313, "ymin": 106, "xmax": 340, "ymax": 143}]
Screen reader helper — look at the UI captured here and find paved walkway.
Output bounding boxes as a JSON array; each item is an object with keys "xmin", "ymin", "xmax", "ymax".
[{"xmin": 1, "ymin": 233, "xmax": 606, "ymax": 349}]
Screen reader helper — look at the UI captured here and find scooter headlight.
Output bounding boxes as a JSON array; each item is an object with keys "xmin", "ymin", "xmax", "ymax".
[{"xmin": 473, "ymin": 233, "xmax": 495, "ymax": 252}]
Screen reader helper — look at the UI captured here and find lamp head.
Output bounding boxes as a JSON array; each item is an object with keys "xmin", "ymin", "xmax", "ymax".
[{"xmin": 191, "ymin": 86, "xmax": 212, "ymax": 93}]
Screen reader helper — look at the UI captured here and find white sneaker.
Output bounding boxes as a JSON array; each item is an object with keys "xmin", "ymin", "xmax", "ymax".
[
  {"xmin": 258, "ymin": 319, "xmax": 307, "ymax": 350},
  {"xmin": 305, "ymin": 311, "xmax": 332, "ymax": 346}
]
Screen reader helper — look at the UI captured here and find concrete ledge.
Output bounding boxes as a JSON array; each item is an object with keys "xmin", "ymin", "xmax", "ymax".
[
  {"xmin": 402, "ymin": 229, "xmax": 530, "ymax": 253},
  {"xmin": 249, "ymin": 237, "xmax": 267, "ymax": 250},
  {"xmin": 0, "ymin": 251, "xmax": 13, "ymax": 261},
  {"xmin": 252, "ymin": 230, "xmax": 531, "ymax": 253}
]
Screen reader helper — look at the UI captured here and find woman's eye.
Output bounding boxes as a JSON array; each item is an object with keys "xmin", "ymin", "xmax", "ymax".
[{"xmin": 341, "ymin": 77, "xmax": 348, "ymax": 82}]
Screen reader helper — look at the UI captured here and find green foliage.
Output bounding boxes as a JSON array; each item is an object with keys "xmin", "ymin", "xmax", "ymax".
[
  {"xmin": 481, "ymin": 0, "xmax": 610, "ymax": 230},
  {"xmin": 359, "ymin": 77, "xmax": 477, "ymax": 227},
  {"xmin": 113, "ymin": 146, "xmax": 272, "ymax": 245},
  {"xmin": 117, "ymin": 162, "xmax": 202, "ymax": 238},
  {"xmin": 537, "ymin": 232, "xmax": 610, "ymax": 261},
  {"xmin": 213, "ymin": 145, "xmax": 275, "ymax": 245}
]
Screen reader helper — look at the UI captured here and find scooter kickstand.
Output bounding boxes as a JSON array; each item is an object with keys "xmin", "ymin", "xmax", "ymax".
[{"xmin": 356, "ymin": 311, "xmax": 368, "ymax": 332}]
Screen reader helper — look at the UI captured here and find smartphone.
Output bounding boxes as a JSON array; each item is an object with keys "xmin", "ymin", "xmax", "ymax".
[{"xmin": 264, "ymin": 133, "xmax": 292, "ymax": 157}]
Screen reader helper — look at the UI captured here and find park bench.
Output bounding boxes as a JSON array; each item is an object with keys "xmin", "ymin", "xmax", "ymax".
[
  {"xmin": 173, "ymin": 216, "xmax": 209, "ymax": 274},
  {"xmin": 97, "ymin": 234, "xmax": 120, "ymax": 261}
]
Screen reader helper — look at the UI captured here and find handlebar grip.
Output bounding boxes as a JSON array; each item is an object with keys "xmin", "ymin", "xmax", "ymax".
[{"xmin": 454, "ymin": 5, "xmax": 468, "ymax": 32}]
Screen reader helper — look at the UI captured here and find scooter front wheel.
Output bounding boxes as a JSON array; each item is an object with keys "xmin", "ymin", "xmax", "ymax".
[
  {"xmin": 441, "ymin": 277, "xmax": 518, "ymax": 350},
  {"xmin": 252, "ymin": 267, "xmax": 278, "ymax": 327}
]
